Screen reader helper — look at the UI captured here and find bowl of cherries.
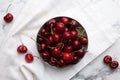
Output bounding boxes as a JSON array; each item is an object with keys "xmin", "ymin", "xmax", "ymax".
[{"xmin": 36, "ymin": 16, "xmax": 88, "ymax": 68}]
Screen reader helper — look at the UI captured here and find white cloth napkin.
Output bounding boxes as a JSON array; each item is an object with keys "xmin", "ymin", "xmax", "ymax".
[{"xmin": 0, "ymin": 0, "xmax": 120, "ymax": 80}]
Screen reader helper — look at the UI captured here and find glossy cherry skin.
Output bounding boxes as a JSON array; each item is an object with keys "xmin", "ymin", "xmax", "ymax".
[
  {"xmin": 75, "ymin": 49, "xmax": 85, "ymax": 58},
  {"xmin": 79, "ymin": 37, "xmax": 88, "ymax": 44},
  {"xmin": 56, "ymin": 22, "xmax": 65, "ymax": 32},
  {"xmin": 47, "ymin": 19, "xmax": 56, "ymax": 26},
  {"xmin": 25, "ymin": 54, "xmax": 34, "ymax": 63},
  {"xmin": 49, "ymin": 57, "xmax": 57, "ymax": 66},
  {"xmin": 70, "ymin": 20, "xmax": 78, "ymax": 27},
  {"xmin": 70, "ymin": 30, "xmax": 78, "ymax": 39},
  {"xmin": 109, "ymin": 61, "xmax": 119, "ymax": 69},
  {"xmin": 57, "ymin": 59, "xmax": 65, "ymax": 67},
  {"xmin": 63, "ymin": 52, "xmax": 74, "ymax": 63},
  {"xmin": 52, "ymin": 48, "xmax": 61, "ymax": 57},
  {"xmin": 39, "ymin": 28, "xmax": 48, "ymax": 37},
  {"xmin": 17, "ymin": 45, "xmax": 27, "ymax": 54},
  {"xmin": 63, "ymin": 31, "xmax": 71, "ymax": 40},
  {"xmin": 73, "ymin": 56, "xmax": 79, "ymax": 64},
  {"xmin": 4, "ymin": 13, "xmax": 13, "ymax": 23},
  {"xmin": 103, "ymin": 55, "xmax": 112, "ymax": 64},
  {"xmin": 53, "ymin": 33, "xmax": 60, "ymax": 43},
  {"xmin": 61, "ymin": 17, "xmax": 69, "ymax": 24},
  {"xmin": 37, "ymin": 37, "xmax": 44, "ymax": 44},
  {"xmin": 45, "ymin": 36, "xmax": 53, "ymax": 45},
  {"xmin": 64, "ymin": 45, "xmax": 73, "ymax": 53},
  {"xmin": 73, "ymin": 40, "xmax": 81, "ymax": 50},
  {"xmin": 41, "ymin": 52, "xmax": 50, "ymax": 61},
  {"xmin": 38, "ymin": 43, "xmax": 46, "ymax": 52}
]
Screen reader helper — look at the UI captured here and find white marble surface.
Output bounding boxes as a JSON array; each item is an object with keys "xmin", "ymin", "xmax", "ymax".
[{"xmin": 0, "ymin": 0, "xmax": 120, "ymax": 80}]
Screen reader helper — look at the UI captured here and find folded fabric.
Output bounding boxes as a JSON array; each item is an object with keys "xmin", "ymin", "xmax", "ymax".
[{"xmin": 0, "ymin": 0, "xmax": 120, "ymax": 80}]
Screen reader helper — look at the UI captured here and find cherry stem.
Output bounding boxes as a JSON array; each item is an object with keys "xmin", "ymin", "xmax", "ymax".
[
  {"xmin": 30, "ymin": 37, "xmax": 40, "ymax": 46},
  {"xmin": 37, "ymin": 34, "xmax": 47, "ymax": 40},
  {"xmin": 47, "ymin": 45, "xmax": 55, "ymax": 49},
  {"xmin": 50, "ymin": 24, "xmax": 53, "ymax": 35},
  {"xmin": 33, "ymin": 56, "xmax": 40, "ymax": 59},
  {"xmin": 6, "ymin": 4, "xmax": 12, "ymax": 13},
  {"xmin": 71, "ymin": 47, "xmax": 85, "ymax": 53}
]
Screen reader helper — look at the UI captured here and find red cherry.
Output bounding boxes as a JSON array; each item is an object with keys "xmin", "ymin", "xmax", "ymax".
[
  {"xmin": 37, "ymin": 37, "xmax": 44, "ymax": 44},
  {"xmin": 49, "ymin": 57, "xmax": 57, "ymax": 66},
  {"xmin": 65, "ymin": 27, "xmax": 69, "ymax": 32},
  {"xmin": 61, "ymin": 17, "xmax": 69, "ymax": 24},
  {"xmin": 75, "ymin": 49, "xmax": 85, "ymax": 58},
  {"xmin": 17, "ymin": 45, "xmax": 27, "ymax": 54},
  {"xmin": 25, "ymin": 54, "xmax": 34, "ymax": 63},
  {"xmin": 52, "ymin": 48, "xmax": 61, "ymax": 57},
  {"xmin": 63, "ymin": 31, "xmax": 71, "ymax": 40},
  {"xmin": 52, "ymin": 27, "xmax": 57, "ymax": 33},
  {"xmin": 109, "ymin": 61, "xmax": 119, "ymax": 69},
  {"xmin": 103, "ymin": 55, "xmax": 112, "ymax": 64},
  {"xmin": 70, "ymin": 30, "xmax": 78, "ymax": 39},
  {"xmin": 56, "ymin": 22, "xmax": 65, "ymax": 32},
  {"xmin": 53, "ymin": 33, "xmax": 60, "ymax": 43},
  {"xmin": 38, "ymin": 43, "xmax": 46, "ymax": 52},
  {"xmin": 39, "ymin": 28, "xmax": 48, "ymax": 37},
  {"xmin": 73, "ymin": 56, "xmax": 79, "ymax": 64},
  {"xmin": 4, "ymin": 13, "xmax": 13, "ymax": 23},
  {"xmin": 45, "ymin": 36, "xmax": 53, "ymax": 45},
  {"xmin": 47, "ymin": 19, "xmax": 56, "ymax": 26},
  {"xmin": 64, "ymin": 45, "xmax": 73, "ymax": 53},
  {"xmin": 70, "ymin": 20, "xmax": 78, "ymax": 27},
  {"xmin": 73, "ymin": 40, "xmax": 81, "ymax": 50},
  {"xmin": 57, "ymin": 59, "xmax": 65, "ymax": 67},
  {"xmin": 79, "ymin": 37, "xmax": 88, "ymax": 44},
  {"xmin": 41, "ymin": 52, "xmax": 50, "ymax": 61},
  {"xmin": 63, "ymin": 52, "xmax": 73, "ymax": 63}
]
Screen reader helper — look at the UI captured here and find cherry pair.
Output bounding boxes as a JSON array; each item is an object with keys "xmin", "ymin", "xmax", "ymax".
[
  {"xmin": 17, "ymin": 44, "xmax": 34, "ymax": 63},
  {"xmin": 103, "ymin": 55, "xmax": 119, "ymax": 69}
]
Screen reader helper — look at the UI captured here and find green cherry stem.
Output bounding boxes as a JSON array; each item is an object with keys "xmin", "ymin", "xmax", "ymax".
[
  {"xmin": 30, "ymin": 37, "xmax": 40, "ymax": 46},
  {"xmin": 50, "ymin": 24, "xmax": 53, "ymax": 35},
  {"xmin": 37, "ymin": 34, "xmax": 47, "ymax": 40},
  {"xmin": 6, "ymin": 4, "xmax": 12, "ymax": 13}
]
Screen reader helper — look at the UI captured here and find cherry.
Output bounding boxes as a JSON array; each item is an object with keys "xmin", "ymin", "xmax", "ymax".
[
  {"xmin": 79, "ymin": 37, "xmax": 88, "ymax": 44},
  {"xmin": 70, "ymin": 20, "xmax": 78, "ymax": 27},
  {"xmin": 65, "ymin": 27, "xmax": 69, "ymax": 32},
  {"xmin": 61, "ymin": 17, "xmax": 69, "ymax": 24},
  {"xmin": 38, "ymin": 43, "xmax": 46, "ymax": 52},
  {"xmin": 41, "ymin": 52, "xmax": 50, "ymax": 61},
  {"xmin": 64, "ymin": 45, "xmax": 73, "ymax": 53},
  {"xmin": 17, "ymin": 45, "xmax": 27, "ymax": 54},
  {"xmin": 49, "ymin": 57, "xmax": 57, "ymax": 66},
  {"xmin": 52, "ymin": 27, "xmax": 57, "ymax": 33},
  {"xmin": 45, "ymin": 36, "xmax": 53, "ymax": 45},
  {"xmin": 4, "ymin": 13, "xmax": 13, "ymax": 23},
  {"xmin": 39, "ymin": 28, "xmax": 48, "ymax": 37},
  {"xmin": 103, "ymin": 55, "xmax": 112, "ymax": 64},
  {"xmin": 25, "ymin": 54, "xmax": 34, "ymax": 63},
  {"xmin": 52, "ymin": 48, "xmax": 61, "ymax": 57},
  {"xmin": 57, "ymin": 59, "xmax": 65, "ymax": 67},
  {"xmin": 73, "ymin": 56, "xmax": 79, "ymax": 64},
  {"xmin": 53, "ymin": 33, "xmax": 60, "ymax": 43},
  {"xmin": 47, "ymin": 19, "xmax": 56, "ymax": 26},
  {"xmin": 63, "ymin": 52, "xmax": 73, "ymax": 63},
  {"xmin": 63, "ymin": 31, "xmax": 71, "ymax": 40},
  {"xmin": 75, "ymin": 49, "xmax": 85, "ymax": 58},
  {"xmin": 70, "ymin": 30, "xmax": 78, "ymax": 39},
  {"xmin": 109, "ymin": 61, "xmax": 119, "ymax": 69},
  {"xmin": 37, "ymin": 37, "xmax": 44, "ymax": 44},
  {"xmin": 56, "ymin": 22, "xmax": 65, "ymax": 32},
  {"xmin": 73, "ymin": 40, "xmax": 81, "ymax": 50}
]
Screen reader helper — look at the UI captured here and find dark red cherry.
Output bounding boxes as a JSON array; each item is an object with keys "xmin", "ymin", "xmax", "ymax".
[
  {"xmin": 57, "ymin": 59, "xmax": 65, "ymax": 67},
  {"xmin": 49, "ymin": 57, "xmax": 57, "ymax": 66},
  {"xmin": 64, "ymin": 45, "xmax": 73, "ymax": 53},
  {"xmin": 41, "ymin": 52, "xmax": 50, "ymax": 61},
  {"xmin": 45, "ymin": 36, "xmax": 53, "ymax": 45},
  {"xmin": 4, "ymin": 13, "xmax": 13, "ymax": 23},
  {"xmin": 52, "ymin": 27, "xmax": 57, "ymax": 33},
  {"xmin": 63, "ymin": 31, "xmax": 71, "ymax": 40},
  {"xmin": 25, "ymin": 54, "xmax": 34, "ymax": 63},
  {"xmin": 38, "ymin": 43, "xmax": 46, "ymax": 52},
  {"xmin": 70, "ymin": 20, "xmax": 78, "ymax": 27},
  {"xmin": 53, "ymin": 33, "xmax": 60, "ymax": 43},
  {"xmin": 103, "ymin": 55, "xmax": 112, "ymax": 64},
  {"xmin": 79, "ymin": 37, "xmax": 88, "ymax": 44},
  {"xmin": 65, "ymin": 27, "xmax": 69, "ymax": 32},
  {"xmin": 70, "ymin": 30, "xmax": 78, "ymax": 39},
  {"xmin": 61, "ymin": 17, "xmax": 69, "ymax": 24},
  {"xmin": 75, "ymin": 49, "xmax": 85, "ymax": 58},
  {"xmin": 56, "ymin": 22, "xmax": 65, "ymax": 32},
  {"xmin": 52, "ymin": 48, "xmax": 61, "ymax": 57},
  {"xmin": 73, "ymin": 56, "xmax": 79, "ymax": 64},
  {"xmin": 109, "ymin": 61, "xmax": 119, "ymax": 69},
  {"xmin": 63, "ymin": 52, "xmax": 73, "ymax": 63},
  {"xmin": 73, "ymin": 40, "xmax": 81, "ymax": 50},
  {"xmin": 37, "ymin": 37, "xmax": 44, "ymax": 44},
  {"xmin": 17, "ymin": 45, "xmax": 27, "ymax": 54},
  {"xmin": 39, "ymin": 28, "xmax": 48, "ymax": 37},
  {"xmin": 47, "ymin": 19, "xmax": 56, "ymax": 26}
]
